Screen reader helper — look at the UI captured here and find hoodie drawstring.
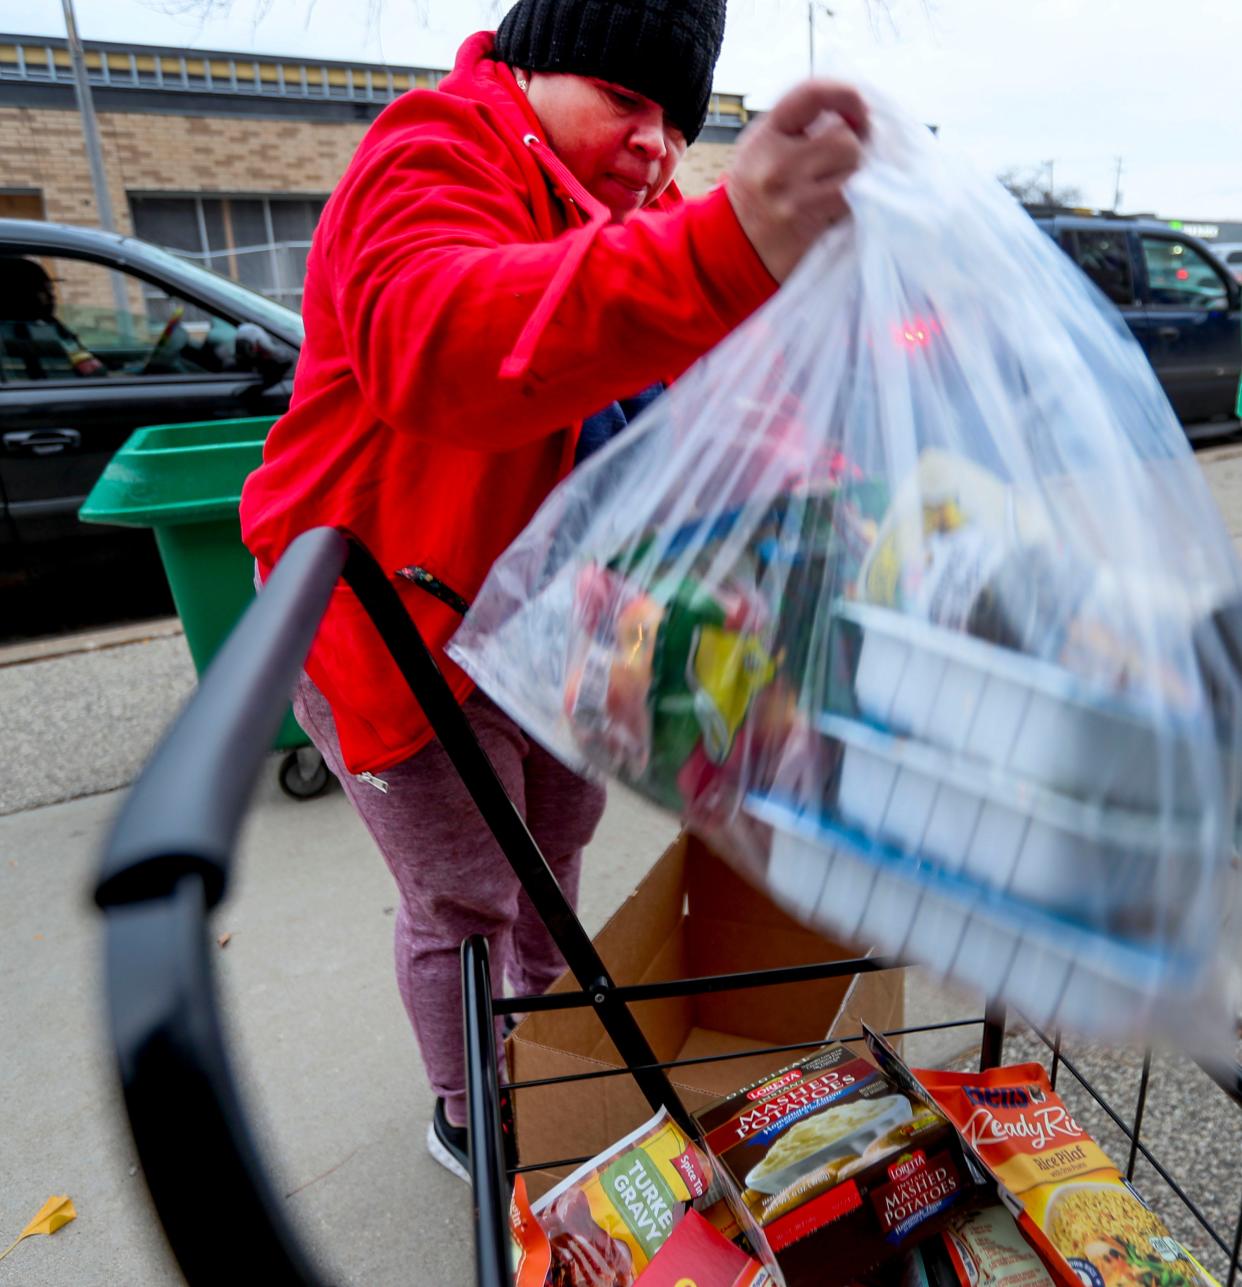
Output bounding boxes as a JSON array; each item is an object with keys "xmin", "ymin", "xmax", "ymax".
[{"xmin": 499, "ymin": 134, "xmax": 612, "ymax": 382}]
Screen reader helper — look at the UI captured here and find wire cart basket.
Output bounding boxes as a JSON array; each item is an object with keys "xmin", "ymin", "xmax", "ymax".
[{"xmin": 94, "ymin": 527, "xmax": 1242, "ymax": 1286}]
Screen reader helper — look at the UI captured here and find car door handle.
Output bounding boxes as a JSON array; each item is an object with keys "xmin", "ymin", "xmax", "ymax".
[
  {"xmin": 3, "ymin": 428, "xmax": 82, "ymax": 457},
  {"xmin": 1156, "ymin": 326, "xmax": 1181, "ymax": 340}
]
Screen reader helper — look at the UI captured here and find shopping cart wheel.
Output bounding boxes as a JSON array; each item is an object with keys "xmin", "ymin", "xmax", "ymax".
[{"xmin": 278, "ymin": 748, "xmax": 331, "ymax": 800}]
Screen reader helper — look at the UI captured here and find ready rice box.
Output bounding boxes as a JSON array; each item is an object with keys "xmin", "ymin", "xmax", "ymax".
[{"xmin": 915, "ymin": 1063, "xmax": 1218, "ymax": 1287}]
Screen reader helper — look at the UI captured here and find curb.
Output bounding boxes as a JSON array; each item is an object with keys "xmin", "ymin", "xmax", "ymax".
[{"xmin": 0, "ymin": 617, "xmax": 184, "ymax": 670}]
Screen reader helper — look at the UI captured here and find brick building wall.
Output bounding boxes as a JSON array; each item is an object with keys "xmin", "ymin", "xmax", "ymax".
[
  {"xmin": 0, "ymin": 31, "xmax": 747, "ymax": 318},
  {"xmin": 0, "ymin": 103, "xmax": 734, "ymax": 230},
  {"xmin": 1, "ymin": 101, "xmax": 740, "ymax": 316},
  {"xmin": 676, "ymin": 140, "xmax": 735, "ymax": 198},
  {"xmin": 0, "ymin": 104, "xmax": 368, "ymax": 311}
]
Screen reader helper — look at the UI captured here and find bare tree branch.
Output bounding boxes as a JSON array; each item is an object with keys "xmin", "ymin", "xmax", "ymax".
[
  {"xmin": 142, "ymin": 0, "xmax": 410, "ymax": 39},
  {"xmin": 146, "ymin": 0, "xmax": 916, "ymax": 36},
  {"xmin": 997, "ymin": 165, "xmax": 1083, "ymax": 208}
]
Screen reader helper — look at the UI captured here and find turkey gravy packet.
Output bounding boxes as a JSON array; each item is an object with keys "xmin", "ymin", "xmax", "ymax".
[{"xmin": 510, "ymin": 1108, "xmax": 711, "ymax": 1287}]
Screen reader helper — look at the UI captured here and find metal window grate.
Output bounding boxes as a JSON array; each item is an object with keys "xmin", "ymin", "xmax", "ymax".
[{"xmin": 128, "ymin": 193, "xmax": 325, "ymax": 312}]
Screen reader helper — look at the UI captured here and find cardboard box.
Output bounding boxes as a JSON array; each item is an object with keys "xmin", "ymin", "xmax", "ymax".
[{"xmin": 507, "ymin": 832, "xmax": 904, "ymax": 1196}]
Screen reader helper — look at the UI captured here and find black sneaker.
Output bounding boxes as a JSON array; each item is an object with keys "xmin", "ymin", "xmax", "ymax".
[{"xmin": 426, "ymin": 1098, "xmax": 471, "ymax": 1184}]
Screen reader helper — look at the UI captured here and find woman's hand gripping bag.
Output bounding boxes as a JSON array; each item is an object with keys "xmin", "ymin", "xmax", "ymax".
[{"xmin": 450, "ymin": 90, "xmax": 1242, "ymax": 1055}]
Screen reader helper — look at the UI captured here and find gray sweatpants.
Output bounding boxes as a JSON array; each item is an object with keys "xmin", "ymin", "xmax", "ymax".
[{"xmin": 293, "ymin": 674, "xmax": 606, "ymax": 1125}]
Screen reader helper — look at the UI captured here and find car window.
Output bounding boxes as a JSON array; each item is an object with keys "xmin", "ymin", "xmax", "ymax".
[
  {"xmin": 1141, "ymin": 236, "xmax": 1231, "ymax": 308},
  {"xmin": 132, "ymin": 241, "xmax": 304, "ymax": 343},
  {"xmin": 0, "ymin": 254, "xmax": 249, "ymax": 384},
  {"xmin": 1070, "ymin": 229, "xmax": 1136, "ymax": 306}
]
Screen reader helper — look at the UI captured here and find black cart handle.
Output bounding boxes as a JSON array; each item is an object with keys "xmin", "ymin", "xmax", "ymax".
[
  {"xmin": 96, "ymin": 527, "xmax": 687, "ymax": 1286},
  {"xmin": 96, "ymin": 527, "xmax": 349, "ymax": 1286}
]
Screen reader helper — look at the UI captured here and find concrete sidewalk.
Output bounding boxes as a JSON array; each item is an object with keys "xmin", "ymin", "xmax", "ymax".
[
  {"xmin": 0, "ymin": 618, "xmax": 195, "ymax": 817},
  {"xmin": 15, "ymin": 520, "xmax": 1242, "ymax": 1285},
  {"xmin": 11, "ymin": 628, "xmax": 1240, "ymax": 1283},
  {"xmin": 9, "ymin": 443, "xmax": 1242, "ymax": 1282},
  {"xmin": 0, "ymin": 770, "xmax": 686, "ymax": 1285},
  {"xmin": 0, "ymin": 719, "xmax": 976, "ymax": 1285}
]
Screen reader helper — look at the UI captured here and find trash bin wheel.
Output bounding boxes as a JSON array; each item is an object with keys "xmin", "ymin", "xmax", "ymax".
[{"xmin": 278, "ymin": 748, "xmax": 331, "ymax": 800}]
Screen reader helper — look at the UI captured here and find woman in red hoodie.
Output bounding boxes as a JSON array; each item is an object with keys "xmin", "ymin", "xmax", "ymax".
[{"xmin": 240, "ymin": 0, "xmax": 867, "ymax": 1179}]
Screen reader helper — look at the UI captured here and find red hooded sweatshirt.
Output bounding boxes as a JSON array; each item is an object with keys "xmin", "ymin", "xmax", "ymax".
[{"xmin": 240, "ymin": 31, "xmax": 776, "ymax": 774}]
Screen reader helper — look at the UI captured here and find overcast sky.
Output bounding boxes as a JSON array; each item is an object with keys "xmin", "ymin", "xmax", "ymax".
[{"xmin": 3, "ymin": 0, "xmax": 1239, "ymax": 218}]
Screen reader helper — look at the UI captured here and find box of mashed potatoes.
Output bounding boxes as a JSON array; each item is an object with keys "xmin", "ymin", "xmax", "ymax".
[{"xmin": 694, "ymin": 1029, "xmax": 986, "ymax": 1286}]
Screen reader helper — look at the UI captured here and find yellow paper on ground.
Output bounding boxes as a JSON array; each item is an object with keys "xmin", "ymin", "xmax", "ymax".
[{"xmin": 0, "ymin": 1195, "xmax": 76, "ymax": 1263}]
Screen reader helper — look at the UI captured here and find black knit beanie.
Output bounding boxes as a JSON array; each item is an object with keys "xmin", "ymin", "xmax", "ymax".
[{"xmin": 494, "ymin": 0, "xmax": 727, "ymax": 144}]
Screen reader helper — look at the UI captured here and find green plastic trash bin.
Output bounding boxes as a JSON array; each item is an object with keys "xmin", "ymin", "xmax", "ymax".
[{"xmin": 80, "ymin": 416, "xmax": 329, "ymax": 798}]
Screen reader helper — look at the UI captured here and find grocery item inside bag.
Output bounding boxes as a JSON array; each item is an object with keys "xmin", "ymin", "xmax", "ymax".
[{"xmin": 449, "ymin": 93, "xmax": 1242, "ymax": 1050}]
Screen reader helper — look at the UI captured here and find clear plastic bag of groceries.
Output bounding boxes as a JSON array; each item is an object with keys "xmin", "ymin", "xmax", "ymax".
[{"xmin": 450, "ymin": 93, "xmax": 1242, "ymax": 1050}]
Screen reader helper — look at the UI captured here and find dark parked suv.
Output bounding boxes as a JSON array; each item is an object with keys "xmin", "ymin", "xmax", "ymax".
[
  {"xmin": 1031, "ymin": 208, "xmax": 1242, "ymax": 438},
  {"xmin": 0, "ymin": 219, "xmax": 302, "ymax": 637}
]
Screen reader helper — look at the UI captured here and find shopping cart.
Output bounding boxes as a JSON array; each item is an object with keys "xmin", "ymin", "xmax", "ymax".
[{"xmin": 95, "ymin": 526, "xmax": 1242, "ymax": 1286}]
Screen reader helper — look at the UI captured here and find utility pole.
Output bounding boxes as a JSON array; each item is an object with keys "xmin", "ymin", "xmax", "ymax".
[
  {"xmin": 808, "ymin": 2, "xmax": 834, "ymax": 76},
  {"xmin": 1044, "ymin": 158, "xmax": 1055, "ymax": 203},
  {"xmin": 61, "ymin": 0, "xmax": 129, "ymax": 318},
  {"xmin": 1112, "ymin": 155, "xmax": 1124, "ymax": 211},
  {"xmin": 61, "ymin": 0, "xmax": 116, "ymax": 233}
]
